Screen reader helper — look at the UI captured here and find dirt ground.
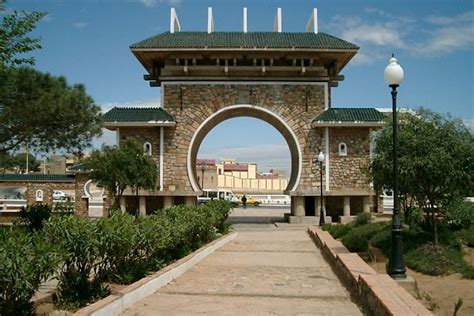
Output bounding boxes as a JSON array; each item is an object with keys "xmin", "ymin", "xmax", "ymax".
[{"xmin": 368, "ymin": 248, "xmax": 474, "ymax": 316}]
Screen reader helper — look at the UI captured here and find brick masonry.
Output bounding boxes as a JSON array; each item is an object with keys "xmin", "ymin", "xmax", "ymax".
[{"xmin": 162, "ymin": 83, "xmax": 326, "ymax": 193}]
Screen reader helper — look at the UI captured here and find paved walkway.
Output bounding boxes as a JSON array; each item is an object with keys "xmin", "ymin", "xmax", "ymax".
[{"xmin": 121, "ymin": 210, "xmax": 362, "ymax": 315}]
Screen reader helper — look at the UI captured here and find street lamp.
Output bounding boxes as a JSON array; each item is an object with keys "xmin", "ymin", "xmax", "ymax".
[
  {"xmin": 200, "ymin": 162, "xmax": 206, "ymax": 189},
  {"xmin": 318, "ymin": 151, "xmax": 325, "ymax": 226},
  {"xmin": 384, "ymin": 54, "xmax": 406, "ymax": 279}
]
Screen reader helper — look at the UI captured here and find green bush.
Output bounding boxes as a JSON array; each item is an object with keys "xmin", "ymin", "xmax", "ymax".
[
  {"xmin": 0, "ymin": 229, "xmax": 62, "ymax": 315},
  {"xmin": 43, "ymin": 216, "xmax": 109, "ymax": 310},
  {"xmin": 341, "ymin": 223, "xmax": 384, "ymax": 252},
  {"xmin": 355, "ymin": 212, "xmax": 372, "ymax": 226},
  {"xmin": 455, "ymin": 226, "xmax": 474, "ymax": 247},
  {"xmin": 322, "ymin": 224, "xmax": 352, "ymax": 239},
  {"xmin": 19, "ymin": 204, "xmax": 52, "ymax": 231},
  {"xmin": 369, "ymin": 227, "xmax": 391, "ymax": 254},
  {"xmin": 98, "ymin": 213, "xmax": 147, "ymax": 284},
  {"xmin": 446, "ymin": 199, "xmax": 474, "ymax": 230},
  {"xmin": 405, "ymin": 243, "xmax": 471, "ymax": 277}
]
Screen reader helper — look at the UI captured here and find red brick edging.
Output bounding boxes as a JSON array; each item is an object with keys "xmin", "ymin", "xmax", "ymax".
[{"xmin": 308, "ymin": 226, "xmax": 432, "ymax": 316}]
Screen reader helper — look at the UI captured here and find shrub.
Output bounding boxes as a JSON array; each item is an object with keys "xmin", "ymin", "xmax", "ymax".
[
  {"xmin": 446, "ymin": 199, "xmax": 474, "ymax": 230},
  {"xmin": 98, "ymin": 213, "xmax": 147, "ymax": 284},
  {"xmin": 0, "ymin": 229, "xmax": 62, "ymax": 315},
  {"xmin": 355, "ymin": 212, "xmax": 372, "ymax": 226},
  {"xmin": 43, "ymin": 216, "xmax": 109, "ymax": 310},
  {"xmin": 322, "ymin": 224, "xmax": 352, "ymax": 239},
  {"xmin": 455, "ymin": 226, "xmax": 474, "ymax": 247},
  {"xmin": 405, "ymin": 243, "xmax": 470, "ymax": 276},
  {"xmin": 369, "ymin": 227, "xmax": 391, "ymax": 255},
  {"xmin": 341, "ymin": 223, "xmax": 384, "ymax": 252},
  {"xmin": 19, "ymin": 204, "xmax": 52, "ymax": 231}
]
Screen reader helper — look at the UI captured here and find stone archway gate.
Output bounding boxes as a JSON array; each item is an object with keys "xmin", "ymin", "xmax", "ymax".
[{"xmin": 103, "ymin": 26, "xmax": 384, "ymax": 222}]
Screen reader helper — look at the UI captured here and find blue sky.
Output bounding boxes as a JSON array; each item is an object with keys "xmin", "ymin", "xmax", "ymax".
[{"xmin": 5, "ymin": 0, "xmax": 474, "ymax": 172}]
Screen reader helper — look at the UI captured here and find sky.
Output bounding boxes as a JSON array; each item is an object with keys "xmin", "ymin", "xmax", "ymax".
[{"xmin": 4, "ymin": 0, "xmax": 474, "ymax": 173}]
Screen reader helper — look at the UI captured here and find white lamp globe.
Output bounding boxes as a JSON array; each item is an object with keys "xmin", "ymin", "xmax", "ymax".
[
  {"xmin": 384, "ymin": 55, "xmax": 404, "ymax": 86},
  {"xmin": 317, "ymin": 151, "xmax": 325, "ymax": 163}
]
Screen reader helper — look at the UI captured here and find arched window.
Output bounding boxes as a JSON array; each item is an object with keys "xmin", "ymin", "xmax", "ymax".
[
  {"xmin": 143, "ymin": 142, "xmax": 152, "ymax": 156},
  {"xmin": 338, "ymin": 142, "xmax": 347, "ymax": 156}
]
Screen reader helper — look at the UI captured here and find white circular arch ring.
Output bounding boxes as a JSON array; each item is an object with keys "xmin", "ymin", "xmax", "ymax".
[{"xmin": 187, "ymin": 104, "xmax": 302, "ymax": 193}]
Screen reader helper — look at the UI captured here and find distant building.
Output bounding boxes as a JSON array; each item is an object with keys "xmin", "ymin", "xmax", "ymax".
[{"xmin": 197, "ymin": 159, "xmax": 289, "ymax": 193}]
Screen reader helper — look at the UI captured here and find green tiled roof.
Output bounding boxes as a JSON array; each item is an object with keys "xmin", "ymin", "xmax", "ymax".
[
  {"xmin": 314, "ymin": 108, "xmax": 386, "ymax": 123},
  {"xmin": 103, "ymin": 107, "xmax": 175, "ymax": 123},
  {"xmin": 130, "ymin": 32, "xmax": 359, "ymax": 50},
  {"xmin": 0, "ymin": 174, "xmax": 75, "ymax": 182}
]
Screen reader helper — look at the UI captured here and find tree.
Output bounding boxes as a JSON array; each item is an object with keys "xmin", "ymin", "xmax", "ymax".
[
  {"xmin": 0, "ymin": 3, "xmax": 46, "ymax": 67},
  {"xmin": 0, "ymin": 67, "xmax": 102, "ymax": 154},
  {"xmin": 370, "ymin": 109, "xmax": 473, "ymax": 245},
  {"xmin": 0, "ymin": 151, "xmax": 40, "ymax": 173},
  {"xmin": 84, "ymin": 139, "xmax": 158, "ymax": 209}
]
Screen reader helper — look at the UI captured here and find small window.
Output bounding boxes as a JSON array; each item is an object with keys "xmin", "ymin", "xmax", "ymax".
[
  {"xmin": 143, "ymin": 142, "xmax": 152, "ymax": 156},
  {"xmin": 339, "ymin": 142, "xmax": 347, "ymax": 156}
]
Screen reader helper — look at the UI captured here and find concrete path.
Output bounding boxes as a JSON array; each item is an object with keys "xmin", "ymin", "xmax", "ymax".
[{"xmin": 121, "ymin": 213, "xmax": 362, "ymax": 315}]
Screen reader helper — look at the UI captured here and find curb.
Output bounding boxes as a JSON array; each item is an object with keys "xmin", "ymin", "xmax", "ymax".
[
  {"xmin": 74, "ymin": 232, "xmax": 237, "ymax": 316},
  {"xmin": 308, "ymin": 226, "xmax": 431, "ymax": 316}
]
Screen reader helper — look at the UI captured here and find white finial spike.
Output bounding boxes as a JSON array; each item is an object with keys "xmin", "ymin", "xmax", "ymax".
[
  {"xmin": 306, "ymin": 8, "xmax": 318, "ymax": 33},
  {"xmin": 243, "ymin": 7, "xmax": 248, "ymax": 33},
  {"xmin": 273, "ymin": 7, "xmax": 282, "ymax": 32},
  {"xmin": 170, "ymin": 8, "xmax": 180, "ymax": 33},
  {"xmin": 208, "ymin": 7, "xmax": 214, "ymax": 34}
]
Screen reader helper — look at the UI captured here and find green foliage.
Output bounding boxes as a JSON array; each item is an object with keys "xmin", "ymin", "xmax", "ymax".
[
  {"xmin": 19, "ymin": 204, "xmax": 52, "ymax": 231},
  {"xmin": 445, "ymin": 199, "xmax": 474, "ymax": 230},
  {"xmin": 341, "ymin": 223, "xmax": 385, "ymax": 252},
  {"xmin": 370, "ymin": 109, "xmax": 473, "ymax": 245},
  {"xmin": 84, "ymin": 139, "xmax": 157, "ymax": 208},
  {"xmin": 0, "ymin": 5, "xmax": 46, "ymax": 67},
  {"xmin": 355, "ymin": 212, "xmax": 372, "ymax": 226},
  {"xmin": 405, "ymin": 243, "xmax": 472, "ymax": 277},
  {"xmin": 455, "ymin": 226, "xmax": 474, "ymax": 247},
  {"xmin": 0, "ymin": 201, "xmax": 233, "ymax": 311},
  {"xmin": 0, "ymin": 228, "xmax": 62, "ymax": 315},
  {"xmin": 0, "ymin": 152, "xmax": 40, "ymax": 173},
  {"xmin": 42, "ymin": 216, "xmax": 109, "ymax": 309},
  {"xmin": 322, "ymin": 223, "xmax": 352, "ymax": 239},
  {"xmin": 0, "ymin": 67, "xmax": 102, "ymax": 153},
  {"xmin": 369, "ymin": 227, "xmax": 391, "ymax": 255},
  {"xmin": 98, "ymin": 213, "xmax": 148, "ymax": 284}
]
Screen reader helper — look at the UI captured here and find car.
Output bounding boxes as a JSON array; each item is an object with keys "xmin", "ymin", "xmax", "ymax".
[
  {"xmin": 238, "ymin": 196, "xmax": 260, "ymax": 207},
  {"xmin": 53, "ymin": 190, "xmax": 67, "ymax": 200}
]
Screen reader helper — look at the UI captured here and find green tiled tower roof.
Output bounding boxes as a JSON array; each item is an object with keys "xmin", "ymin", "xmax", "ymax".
[
  {"xmin": 103, "ymin": 107, "xmax": 175, "ymax": 123},
  {"xmin": 314, "ymin": 108, "xmax": 386, "ymax": 124},
  {"xmin": 130, "ymin": 32, "xmax": 359, "ymax": 50},
  {"xmin": 0, "ymin": 174, "xmax": 75, "ymax": 182}
]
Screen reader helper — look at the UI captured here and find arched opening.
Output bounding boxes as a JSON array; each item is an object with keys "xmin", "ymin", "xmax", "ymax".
[{"xmin": 187, "ymin": 105, "xmax": 302, "ymax": 194}]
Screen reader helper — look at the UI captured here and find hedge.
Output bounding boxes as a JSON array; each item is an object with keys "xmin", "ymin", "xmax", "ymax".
[{"xmin": 0, "ymin": 200, "xmax": 232, "ymax": 314}]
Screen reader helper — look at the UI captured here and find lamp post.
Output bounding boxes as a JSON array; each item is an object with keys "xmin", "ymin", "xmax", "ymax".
[
  {"xmin": 200, "ymin": 162, "xmax": 206, "ymax": 189},
  {"xmin": 384, "ymin": 54, "xmax": 406, "ymax": 279},
  {"xmin": 318, "ymin": 151, "xmax": 325, "ymax": 226}
]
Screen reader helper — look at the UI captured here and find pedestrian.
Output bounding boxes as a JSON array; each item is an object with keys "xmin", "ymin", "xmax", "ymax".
[{"xmin": 242, "ymin": 194, "xmax": 247, "ymax": 209}]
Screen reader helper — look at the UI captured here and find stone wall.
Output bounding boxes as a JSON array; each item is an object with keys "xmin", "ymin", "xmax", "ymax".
[
  {"xmin": 119, "ymin": 127, "xmax": 162, "ymax": 166},
  {"xmin": 0, "ymin": 181, "xmax": 75, "ymax": 206},
  {"xmin": 162, "ymin": 83, "xmax": 326, "ymax": 194},
  {"xmin": 328, "ymin": 127, "xmax": 371, "ymax": 190}
]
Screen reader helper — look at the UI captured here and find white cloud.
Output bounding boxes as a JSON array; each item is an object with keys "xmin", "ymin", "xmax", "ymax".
[
  {"xmin": 199, "ymin": 144, "xmax": 291, "ymax": 173},
  {"xmin": 73, "ymin": 21, "xmax": 88, "ymax": 29},
  {"xmin": 463, "ymin": 118, "xmax": 474, "ymax": 131},
  {"xmin": 413, "ymin": 11, "xmax": 474, "ymax": 55},
  {"xmin": 138, "ymin": 0, "xmax": 181, "ymax": 7},
  {"xmin": 100, "ymin": 97, "xmax": 161, "ymax": 113}
]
